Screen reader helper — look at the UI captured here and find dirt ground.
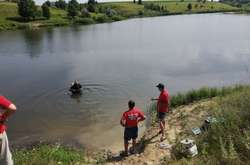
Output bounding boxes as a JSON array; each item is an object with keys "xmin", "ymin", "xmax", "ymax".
[{"xmin": 104, "ymin": 100, "xmax": 215, "ymax": 165}]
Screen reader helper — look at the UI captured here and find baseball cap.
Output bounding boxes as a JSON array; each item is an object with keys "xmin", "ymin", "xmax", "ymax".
[{"xmin": 156, "ymin": 83, "xmax": 164, "ymax": 89}]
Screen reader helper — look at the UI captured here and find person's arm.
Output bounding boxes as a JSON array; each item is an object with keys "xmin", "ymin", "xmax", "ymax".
[
  {"xmin": 138, "ymin": 112, "xmax": 146, "ymax": 122},
  {"xmin": 0, "ymin": 97, "xmax": 17, "ymax": 123},
  {"xmin": 151, "ymin": 98, "xmax": 158, "ymax": 101},
  {"xmin": 120, "ymin": 113, "xmax": 126, "ymax": 127}
]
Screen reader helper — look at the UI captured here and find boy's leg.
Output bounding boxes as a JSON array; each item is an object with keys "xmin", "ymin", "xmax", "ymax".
[
  {"xmin": 158, "ymin": 112, "xmax": 166, "ymax": 141},
  {"xmin": 132, "ymin": 139, "xmax": 136, "ymax": 149},
  {"xmin": 0, "ymin": 131, "xmax": 13, "ymax": 165},
  {"xmin": 124, "ymin": 139, "xmax": 129, "ymax": 154}
]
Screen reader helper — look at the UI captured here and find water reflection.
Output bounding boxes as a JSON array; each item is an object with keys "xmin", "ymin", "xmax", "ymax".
[{"xmin": 23, "ymin": 29, "xmax": 44, "ymax": 59}]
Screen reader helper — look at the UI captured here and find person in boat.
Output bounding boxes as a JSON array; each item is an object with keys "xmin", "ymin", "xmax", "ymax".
[
  {"xmin": 0, "ymin": 95, "xmax": 17, "ymax": 165},
  {"xmin": 151, "ymin": 83, "xmax": 170, "ymax": 141},
  {"xmin": 69, "ymin": 80, "xmax": 82, "ymax": 94},
  {"xmin": 120, "ymin": 100, "xmax": 146, "ymax": 156}
]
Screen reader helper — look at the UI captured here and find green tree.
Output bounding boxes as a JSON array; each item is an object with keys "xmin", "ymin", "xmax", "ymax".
[
  {"xmin": 18, "ymin": 0, "xmax": 37, "ymax": 20},
  {"xmin": 67, "ymin": 0, "xmax": 79, "ymax": 18},
  {"xmin": 55, "ymin": 0, "xmax": 67, "ymax": 10},
  {"xmin": 88, "ymin": 0, "xmax": 96, "ymax": 4},
  {"xmin": 138, "ymin": 0, "xmax": 142, "ymax": 5},
  {"xmin": 42, "ymin": 3, "xmax": 50, "ymax": 19},
  {"xmin": 187, "ymin": 3, "xmax": 192, "ymax": 10},
  {"xmin": 45, "ymin": 0, "xmax": 51, "ymax": 7}
]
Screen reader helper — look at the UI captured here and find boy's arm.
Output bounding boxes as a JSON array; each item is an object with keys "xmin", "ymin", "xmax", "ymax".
[
  {"xmin": 138, "ymin": 112, "xmax": 146, "ymax": 122},
  {"xmin": 120, "ymin": 113, "xmax": 126, "ymax": 127},
  {"xmin": 0, "ymin": 97, "xmax": 17, "ymax": 123}
]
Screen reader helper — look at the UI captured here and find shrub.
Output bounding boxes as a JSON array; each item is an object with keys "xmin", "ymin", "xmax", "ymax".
[
  {"xmin": 94, "ymin": 14, "xmax": 110, "ymax": 23},
  {"xmin": 81, "ymin": 8, "xmax": 90, "ymax": 17},
  {"xmin": 18, "ymin": 0, "xmax": 37, "ymax": 20},
  {"xmin": 75, "ymin": 17, "xmax": 94, "ymax": 24},
  {"xmin": 111, "ymin": 15, "xmax": 124, "ymax": 21},
  {"xmin": 105, "ymin": 8, "xmax": 117, "ymax": 17},
  {"xmin": 42, "ymin": 4, "xmax": 51, "ymax": 19},
  {"xmin": 138, "ymin": 10, "xmax": 144, "ymax": 16},
  {"xmin": 187, "ymin": 3, "xmax": 192, "ymax": 11},
  {"xmin": 87, "ymin": 4, "xmax": 96, "ymax": 12},
  {"xmin": 67, "ymin": 0, "xmax": 80, "ymax": 18}
]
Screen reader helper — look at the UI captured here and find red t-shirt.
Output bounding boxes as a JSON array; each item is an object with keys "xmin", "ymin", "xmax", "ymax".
[
  {"xmin": 121, "ymin": 107, "xmax": 145, "ymax": 127},
  {"xmin": 0, "ymin": 96, "xmax": 12, "ymax": 133},
  {"xmin": 157, "ymin": 89, "xmax": 170, "ymax": 113}
]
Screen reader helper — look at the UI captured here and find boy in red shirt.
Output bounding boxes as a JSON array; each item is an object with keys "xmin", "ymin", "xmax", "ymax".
[
  {"xmin": 0, "ymin": 95, "xmax": 17, "ymax": 165},
  {"xmin": 152, "ymin": 83, "xmax": 170, "ymax": 141},
  {"xmin": 120, "ymin": 100, "xmax": 145, "ymax": 156}
]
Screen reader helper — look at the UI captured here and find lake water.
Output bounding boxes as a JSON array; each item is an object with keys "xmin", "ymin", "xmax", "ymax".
[{"xmin": 0, "ymin": 13, "xmax": 250, "ymax": 151}]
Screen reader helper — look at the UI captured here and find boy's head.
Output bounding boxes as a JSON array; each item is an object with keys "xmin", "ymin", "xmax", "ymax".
[
  {"xmin": 156, "ymin": 83, "xmax": 164, "ymax": 92},
  {"xmin": 128, "ymin": 100, "xmax": 135, "ymax": 109}
]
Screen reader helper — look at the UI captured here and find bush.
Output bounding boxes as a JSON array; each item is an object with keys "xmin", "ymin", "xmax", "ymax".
[
  {"xmin": 75, "ymin": 17, "xmax": 94, "ymax": 24},
  {"xmin": 111, "ymin": 15, "xmax": 124, "ymax": 21},
  {"xmin": 81, "ymin": 8, "xmax": 90, "ymax": 17},
  {"xmin": 138, "ymin": 10, "xmax": 144, "ymax": 16},
  {"xmin": 18, "ymin": 0, "xmax": 37, "ymax": 20},
  {"xmin": 105, "ymin": 8, "xmax": 117, "ymax": 17},
  {"xmin": 187, "ymin": 3, "xmax": 192, "ymax": 10},
  {"xmin": 87, "ymin": 4, "xmax": 96, "ymax": 12},
  {"xmin": 42, "ymin": 4, "xmax": 51, "ymax": 19},
  {"xmin": 55, "ymin": 0, "xmax": 67, "ymax": 10},
  {"xmin": 94, "ymin": 14, "xmax": 110, "ymax": 23},
  {"xmin": 67, "ymin": 0, "xmax": 80, "ymax": 18}
]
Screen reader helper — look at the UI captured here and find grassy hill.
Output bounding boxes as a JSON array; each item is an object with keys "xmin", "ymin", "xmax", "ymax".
[{"xmin": 0, "ymin": 1, "xmax": 240, "ymax": 30}]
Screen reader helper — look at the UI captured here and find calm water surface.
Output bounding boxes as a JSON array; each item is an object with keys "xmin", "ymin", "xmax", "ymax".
[{"xmin": 0, "ymin": 13, "xmax": 250, "ymax": 150}]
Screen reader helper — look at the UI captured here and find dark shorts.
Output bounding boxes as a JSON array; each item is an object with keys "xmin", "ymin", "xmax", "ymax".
[
  {"xmin": 124, "ymin": 126, "xmax": 138, "ymax": 141},
  {"xmin": 157, "ymin": 112, "xmax": 167, "ymax": 120}
]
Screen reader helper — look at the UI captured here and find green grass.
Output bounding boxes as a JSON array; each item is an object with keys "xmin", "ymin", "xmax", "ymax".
[
  {"xmin": 97, "ymin": 2, "xmax": 144, "ymax": 17},
  {"xmin": 170, "ymin": 87, "xmax": 250, "ymax": 164},
  {"xmin": 0, "ymin": 1, "xmax": 241, "ymax": 31},
  {"xmin": 144, "ymin": 1, "xmax": 239, "ymax": 14},
  {"xmin": 13, "ymin": 143, "xmax": 86, "ymax": 165},
  {"xmin": 170, "ymin": 85, "xmax": 249, "ymax": 108},
  {"xmin": 147, "ymin": 85, "xmax": 250, "ymax": 124},
  {"xmin": 147, "ymin": 84, "xmax": 250, "ymax": 164}
]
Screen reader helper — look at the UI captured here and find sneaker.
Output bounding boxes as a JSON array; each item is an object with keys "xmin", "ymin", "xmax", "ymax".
[{"xmin": 120, "ymin": 151, "xmax": 129, "ymax": 157}]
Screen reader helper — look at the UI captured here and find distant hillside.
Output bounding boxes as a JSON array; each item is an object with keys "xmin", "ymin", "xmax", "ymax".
[{"xmin": 0, "ymin": 1, "xmax": 240, "ymax": 30}]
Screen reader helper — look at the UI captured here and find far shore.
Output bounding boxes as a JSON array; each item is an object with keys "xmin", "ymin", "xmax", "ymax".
[{"xmin": 0, "ymin": 1, "xmax": 243, "ymax": 31}]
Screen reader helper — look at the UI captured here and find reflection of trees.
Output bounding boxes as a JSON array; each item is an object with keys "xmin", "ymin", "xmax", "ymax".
[{"xmin": 23, "ymin": 29, "xmax": 44, "ymax": 59}]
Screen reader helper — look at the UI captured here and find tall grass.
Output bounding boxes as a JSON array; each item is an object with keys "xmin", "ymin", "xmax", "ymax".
[
  {"xmin": 156, "ymin": 85, "xmax": 250, "ymax": 164},
  {"xmin": 170, "ymin": 85, "xmax": 249, "ymax": 108},
  {"xmin": 13, "ymin": 143, "xmax": 85, "ymax": 165},
  {"xmin": 192, "ymin": 86, "xmax": 250, "ymax": 164}
]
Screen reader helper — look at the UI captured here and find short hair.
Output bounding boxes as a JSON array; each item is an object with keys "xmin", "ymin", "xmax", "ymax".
[{"xmin": 128, "ymin": 100, "xmax": 135, "ymax": 109}]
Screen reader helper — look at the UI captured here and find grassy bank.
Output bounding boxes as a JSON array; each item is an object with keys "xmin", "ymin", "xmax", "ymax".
[
  {"xmin": 145, "ymin": 84, "xmax": 250, "ymax": 164},
  {"xmin": 13, "ymin": 143, "xmax": 86, "ymax": 165},
  {"xmin": 167, "ymin": 86, "xmax": 250, "ymax": 164},
  {"xmin": 0, "ymin": 1, "xmax": 240, "ymax": 31},
  {"xmin": 13, "ymin": 85, "xmax": 250, "ymax": 164}
]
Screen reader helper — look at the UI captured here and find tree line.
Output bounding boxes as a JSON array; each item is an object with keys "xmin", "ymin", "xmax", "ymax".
[{"xmin": 17, "ymin": 0, "xmax": 99, "ymax": 20}]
